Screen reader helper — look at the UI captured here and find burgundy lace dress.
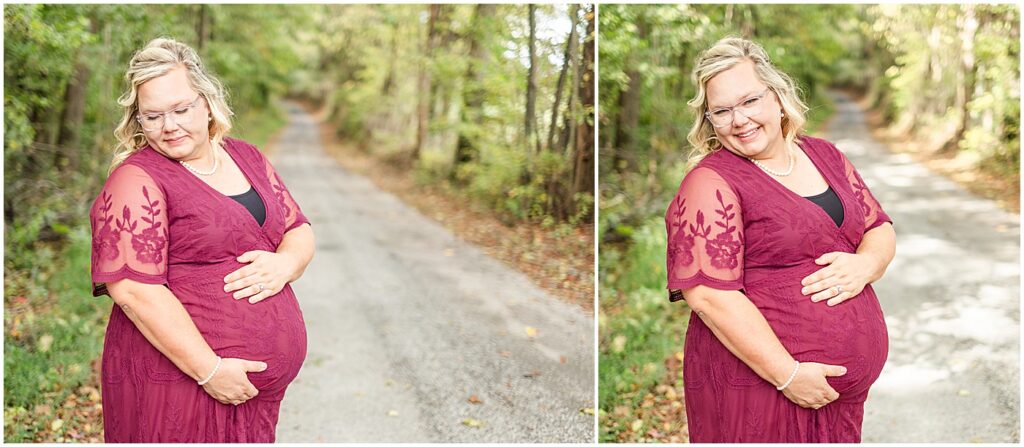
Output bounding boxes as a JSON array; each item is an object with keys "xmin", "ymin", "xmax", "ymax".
[
  {"xmin": 665, "ymin": 136, "xmax": 892, "ymax": 442},
  {"xmin": 90, "ymin": 137, "xmax": 309, "ymax": 442}
]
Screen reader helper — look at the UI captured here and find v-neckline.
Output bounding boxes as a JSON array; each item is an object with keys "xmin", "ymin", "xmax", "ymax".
[
  {"xmin": 744, "ymin": 138, "xmax": 849, "ymax": 231},
  {"xmin": 160, "ymin": 141, "xmax": 270, "ymax": 231}
]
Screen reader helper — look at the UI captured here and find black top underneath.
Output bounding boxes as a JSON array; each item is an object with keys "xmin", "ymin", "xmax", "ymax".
[
  {"xmin": 803, "ymin": 186, "xmax": 844, "ymax": 227},
  {"xmin": 228, "ymin": 187, "xmax": 266, "ymax": 226}
]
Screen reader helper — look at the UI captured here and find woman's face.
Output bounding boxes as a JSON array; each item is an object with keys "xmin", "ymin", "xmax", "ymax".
[
  {"xmin": 704, "ymin": 60, "xmax": 785, "ymax": 160},
  {"xmin": 136, "ymin": 65, "xmax": 212, "ymax": 161}
]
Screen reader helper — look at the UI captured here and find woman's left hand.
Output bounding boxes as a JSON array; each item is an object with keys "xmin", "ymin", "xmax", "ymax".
[
  {"xmin": 800, "ymin": 252, "xmax": 878, "ymax": 306},
  {"xmin": 224, "ymin": 250, "xmax": 298, "ymax": 304}
]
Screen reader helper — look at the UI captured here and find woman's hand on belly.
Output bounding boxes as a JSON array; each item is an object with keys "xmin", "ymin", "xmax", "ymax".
[
  {"xmin": 223, "ymin": 250, "xmax": 302, "ymax": 304},
  {"xmin": 201, "ymin": 357, "xmax": 268, "ymax": 405},
  {"xmin": 800, "ymin": 252, "xmax": 878, "ymax": 306},
  {"xmin": 781, "ymin": 361, "xmax": 847, "ymax": 409}
]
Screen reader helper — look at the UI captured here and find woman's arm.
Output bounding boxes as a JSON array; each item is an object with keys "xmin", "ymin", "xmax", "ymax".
[
  {"xmin": 683, "ymin": 285, "xmax": 848, "ymax": 409},
  {"xmin": 276, "ymin": 223, "xmax": 315, "ymax": 282},
  {"xmin": 801, "ymin": 222, "xmax": 896, "ymax": 305},
  {"xmin": 223, "ymin": 223, "xmax": 315, "ymax": 303},
  {"xmin": 856, "ymin": 222, "xmax": 896, "ymax": 282},
  {"xmin": 107, "ymin": 279, "xmax": 266, "ymax": 405}
]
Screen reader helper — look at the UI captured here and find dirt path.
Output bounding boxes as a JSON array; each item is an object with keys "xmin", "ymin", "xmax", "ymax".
[
  {"xmin": 268, "ymin": 102, "xmax": 595, "ymax": 442},
  {"xmin": 821, "ymin": 91, "xmax": 1019, "ymax": 442}
]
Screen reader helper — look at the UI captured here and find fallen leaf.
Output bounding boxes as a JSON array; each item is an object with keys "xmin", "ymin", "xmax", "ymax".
[
  {"xmin": 579, "ymin": 407, "xmax": 595, "ymax": 415},
  {"xmin": 559, "ymin": 356, "xmax": 568, "ymax": 364},
  {"xmin": 525, "ymin": 326, "xmax": 538, "ymax": 338},
  {"xmin": 461, "ymin": 418, "xmax": 483, "ymax": 428},
  {"xmin": 387, "ymin": 410, "xmax": 399, "ymax": 417},
  {"xmin": 523, "ymin": 369, "xmax": 542, "ymax": 378},
  {"xmin": 958, "ymin": 389, "xmax": 971, "ymax": 396},
  {"xmin": 499, "ymin": 351, "xmax": 512, "ymax": 358},
  {"xmin": 38, "ymin": 334, "xmax": 54, "ymax": 353},
  {"xmin": 611, "ymin": 335, "xmax": 626, "ymax": 353},
  {"xmin": 443, "ymin": 248, "xmax": 454, "ymax": 257},
  {"xmin": 51, "ymin": 418, "xmax": 64, "ymax": 431},
  {"xmin": 630, "ymin": 419, "xmax": 644, "ymax": 432},
  {"xmin": 468, "ymin": 395, "xmax": 482, "ymax": 404}
]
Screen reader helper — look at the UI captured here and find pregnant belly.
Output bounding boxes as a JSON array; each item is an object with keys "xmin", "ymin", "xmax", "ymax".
[
  {"xmin": 748, "ymin": 283, "xmax": 888, "ymax": 399},
  {"xmin": 168, "ymin": 269, "xmax": 308, "ymax": 395}
]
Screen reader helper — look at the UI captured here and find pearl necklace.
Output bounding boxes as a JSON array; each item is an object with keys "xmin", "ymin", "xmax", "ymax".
[
  {"xmin": 179, "ymin": 150, "xmax": 219, "ymax": 176},
  {"xmin": 749, "ymin": 148, "xmax": 795, "ymax": 177}
]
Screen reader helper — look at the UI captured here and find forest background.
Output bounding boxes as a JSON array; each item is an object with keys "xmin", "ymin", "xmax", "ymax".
[
  {"xmin": 597, "ymin": 3, "xmax": 1020, "ymax": 442},
  {"xmin": 3, "ymin": 4, "xmax": 595, "ymax": 441}
]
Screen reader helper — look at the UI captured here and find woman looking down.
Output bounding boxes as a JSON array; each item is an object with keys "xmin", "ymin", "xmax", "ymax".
[{"xmin": 90, "ymin": 37, "xmax": 314, "ymax": 442}]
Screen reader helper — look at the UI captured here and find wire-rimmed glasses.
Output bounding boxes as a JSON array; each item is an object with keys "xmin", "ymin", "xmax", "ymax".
[
  {"xmin": 705, "ymin": 89, "xmax": 771, "ymax": 128},
  {"xmin": 136, "ymin": 95, "xmax": 204, "ymax": 132}
]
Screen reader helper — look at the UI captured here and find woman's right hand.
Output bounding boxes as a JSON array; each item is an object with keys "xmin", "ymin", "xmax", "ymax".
[
  {"xmin": 781, "ymin": 362, "xmax": 846, "ymax": 410},
  {"xmin": 200, "ymin": 358, "xmax": 267, "ymax": 405}
]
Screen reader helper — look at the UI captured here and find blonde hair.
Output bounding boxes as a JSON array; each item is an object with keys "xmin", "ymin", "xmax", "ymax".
[
  {"xmin": 110, "ymin": 37, "xmax": 233, "ymax": 173},
  {"xmin": 686, "ymin": 37, "xmax": 808, "ymax": 163}
]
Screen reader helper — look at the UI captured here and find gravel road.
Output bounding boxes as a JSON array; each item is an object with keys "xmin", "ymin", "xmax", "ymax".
[
  {"xmin": 822, "ymin": 91, "xmax": 1019, "ymax": 443},
  {"xmin": 266, "ymin": 102, "xmax": 594, "ymax": 443}
]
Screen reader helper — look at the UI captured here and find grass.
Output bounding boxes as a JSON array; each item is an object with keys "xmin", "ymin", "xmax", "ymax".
[
  {"xmin": 2, "ymin": 104, "xmax": 289, "ymax": 442},
  {"xmin": 4, "ymin": 227, "xmax": 107, "ymax": 442},
  {"xmin": 598, "ymin": 218, "xmax": 691, "ymax": 442}
]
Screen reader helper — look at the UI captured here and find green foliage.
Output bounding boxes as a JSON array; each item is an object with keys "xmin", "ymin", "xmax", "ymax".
[
  {"xmin": 598, "ymin": 218, "xmax": 689, "ymax": 442},
  {"xmin": 5, "ymin": 228, "xmax": 106, "ymax": 441},
  {"xmin": 300, "ymin": 4, "xmax": 594, "ymax": 224}
]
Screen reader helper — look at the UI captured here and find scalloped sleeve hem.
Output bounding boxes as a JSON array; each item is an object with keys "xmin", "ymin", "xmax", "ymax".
[
  {"xmin": 667, "ymin": 272, "xmax": 744, "ymax": 302},
  {"xmin": 92, "ymin": 267, "xmax": 168, "ymax": 297}
]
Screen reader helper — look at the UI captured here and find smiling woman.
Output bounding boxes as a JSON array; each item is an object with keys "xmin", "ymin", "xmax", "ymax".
[
  {"xmin": 664, "ymin": 37, "xmax": 896, "ymax": 442},
  {"xmin": 90, "ymin": 37, "xmax": 315, "ymax": 442}
]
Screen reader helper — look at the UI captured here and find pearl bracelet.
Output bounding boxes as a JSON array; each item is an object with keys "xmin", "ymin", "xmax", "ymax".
[
  {"xmin": 776, "ymin": 361, "xmax": 800, "ymax": 391},
  {"xmin": 197, "ymin": 356, "xmax": 222, "ymax": 386}
]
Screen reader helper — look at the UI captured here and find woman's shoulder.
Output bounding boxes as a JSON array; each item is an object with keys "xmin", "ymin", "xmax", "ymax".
[
  {"xmin": 224, "ymin": 136, "xmax": 266, "ymax": 160},
  {"xmin": 113, "ymin": 148, "xmax": 162, "ymax": 179},
  {"xmin": 799, "ymin": 135, "xmax": 846, "ymax": 161}
]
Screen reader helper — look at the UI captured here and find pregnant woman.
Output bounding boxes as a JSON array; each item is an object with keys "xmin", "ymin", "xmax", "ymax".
[
  {"xmin": 90, "ymin": 38, "xmax": 314, "ymax": 442},
  {"xmin": 665, "ymin": 37, "xmax": 896, "ymax": 442}
]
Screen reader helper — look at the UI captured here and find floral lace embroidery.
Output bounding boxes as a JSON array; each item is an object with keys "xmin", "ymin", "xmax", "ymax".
[
  {"xmin": 271, "ymin": 173, "xmax": 295, "ymax": 222},
  {"xmin": 673, "ymin": 189, "xmax": 742, "ymax": 270},
  {"xmin": 850, "ymin": 176, "xmax": 872, "ymax": 217},
  {"xmin": 116, "ymin": 186, "xmax": 168, "ymax": 265},
  {"xmin": 667, "ymin": 196, "xmax": 696, "ymax": 268},
  {"xmin": 94, "ymin": 191, "xmax": 120, "ymax": 261}
]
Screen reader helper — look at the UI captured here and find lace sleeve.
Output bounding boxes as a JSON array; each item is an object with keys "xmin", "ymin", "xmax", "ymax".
[
  {"xmin": 840, "ymin": 152, "xmax": 892, "ymax": 232},
  {"xmin": 262, "ymin": 155, "xmax": 309, "ymax": 232},
  {"xmin": 665, "ymin": 167, "xmax": 744, "ymax": 302},
  {"xmin": 90, "ymin": 164, "xmax": 169, "ymax": 297}
]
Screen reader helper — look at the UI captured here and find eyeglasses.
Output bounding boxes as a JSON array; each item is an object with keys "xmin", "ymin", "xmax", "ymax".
[
  {"xmin": 136, "ymin": 96, "xmax": 204, "ymax": 132},
  {"xmin": 705, "ymin": 89, "xmax": 770, "ymax": 128}
]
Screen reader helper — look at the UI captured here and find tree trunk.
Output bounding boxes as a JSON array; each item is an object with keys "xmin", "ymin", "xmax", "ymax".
[
  {"xmin": 454, "ymin": 4, "xmax": 497, "ymax": 171},
  {"xmin": 55, "ymin": 58, "xmax": 90, "ymax": 169},
  {"xmin": 571, "ymin": 4, "xmax": 595, "ymax": 204},
  {"xmin": 414, "ymin": 5, "xmax": 440, "ymax": 159},
  {"xmin": 525, "ymin": 4, "xmax": 539, "ymax": 154},
  {"xmin": 613, "ymin": 27, "xmax": 644, "ymax": 172},
  {"xmin": 946, "ymin": 4, "xmax": 979, "ymax": 152},
  {"xmin": 546, "ymin": 5, "xmax": 580, "ymax": 153},
  {"xmin": 196, "ymin": 5, "xmax": 208, "ymax": 52},
  {"xmin": 381, "ymin": 23, "xmax": 399, "ymax": 96}
]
